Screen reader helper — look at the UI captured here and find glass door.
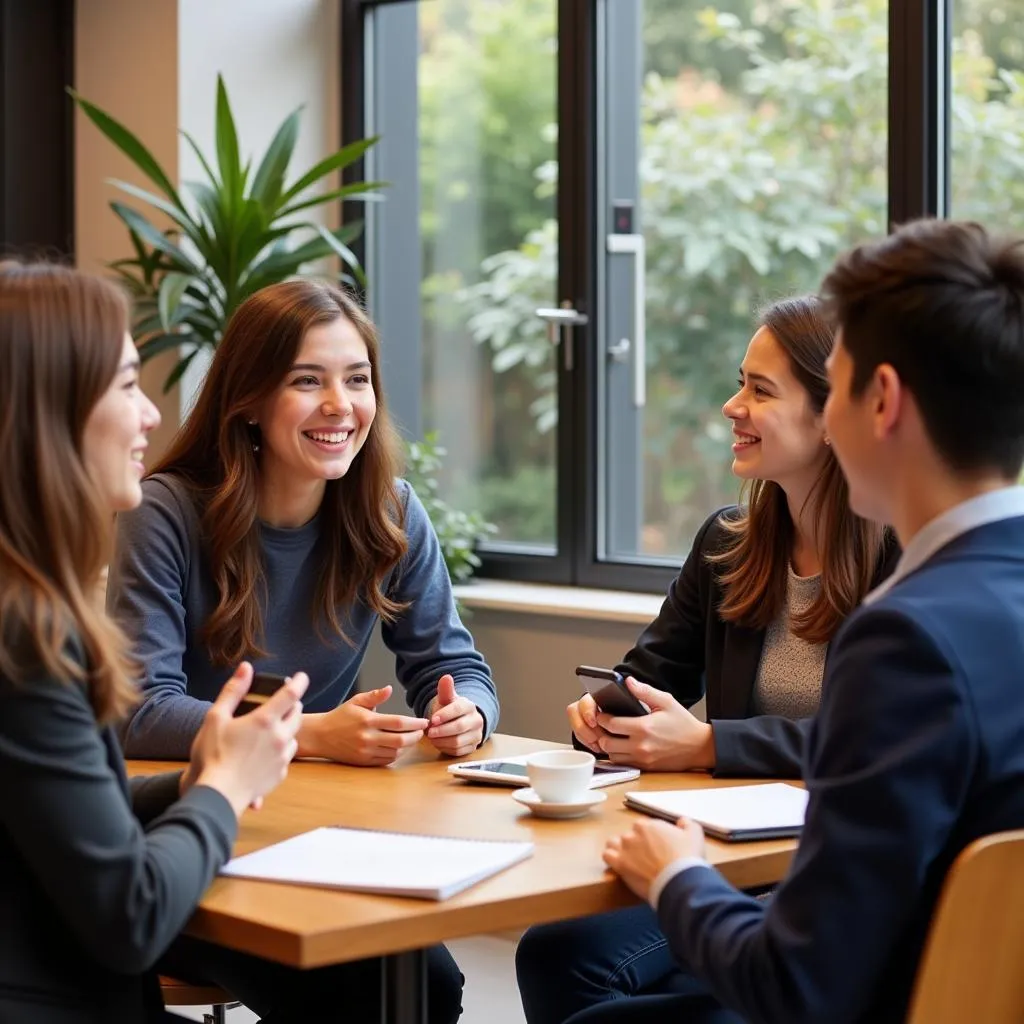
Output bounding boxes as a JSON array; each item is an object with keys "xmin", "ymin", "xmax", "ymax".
[
  {"xmin": 363, "ymin": 0, "xmax": 568, "ymax": 570},
  {"xmin": 596, "ymin": 0, "xmax": 889, "ymax": 569}
]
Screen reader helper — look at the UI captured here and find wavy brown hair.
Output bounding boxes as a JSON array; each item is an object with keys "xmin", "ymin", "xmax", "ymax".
[
  {"xmin": 708, "ymin": 295, "xmax": 888, "ymax": 644},
  {"xmin": 0, "ymin": 261, "xmax": 138, "ymax": 722},
  {"xmin": 150, "ymin": 280, "xmax": 407, "ymax": 665}
]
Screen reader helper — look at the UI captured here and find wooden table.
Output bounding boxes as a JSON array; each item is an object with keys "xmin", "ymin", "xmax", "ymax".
[{"xmin": 129, "ymin": 734, "xmax": 797, "ymax": 1022}]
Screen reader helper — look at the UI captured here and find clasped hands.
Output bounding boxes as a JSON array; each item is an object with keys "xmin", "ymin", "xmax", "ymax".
[{"xmin": 300, "ymin": 673, "xmax": 483, "ymax": 766}]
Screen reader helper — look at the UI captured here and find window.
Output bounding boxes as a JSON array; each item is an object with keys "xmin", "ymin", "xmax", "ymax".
[
  {"xmin": 950, "ymin": 0, "xmax": 1024, "ymax": 222},
  {"xmin": 343, "ymin": 0, "xmax": 960, "ymax": 590}
]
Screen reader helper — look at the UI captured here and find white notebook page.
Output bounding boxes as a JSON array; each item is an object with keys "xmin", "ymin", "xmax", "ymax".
[
  {"xmin": 626, "ymin": 783, "xmax": 808, "ymax": 834},
  {"xmin": 220, "ymin": 826, "xmax": 534, "ymax": 901}
]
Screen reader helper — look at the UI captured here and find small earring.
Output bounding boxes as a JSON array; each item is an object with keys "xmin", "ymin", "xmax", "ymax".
[
  {"xmin": 247, "ymin": 419, "xmax": 260, "ymax": 453},
  {"xmin": 824, "ymin": 436, "xmax": 832, "ymax": 446}
]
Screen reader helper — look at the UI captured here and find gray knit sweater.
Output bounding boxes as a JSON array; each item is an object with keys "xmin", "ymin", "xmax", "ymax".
[{"xmin": 108, "ymin": 473, "xmax": 499, "ymax": 758}]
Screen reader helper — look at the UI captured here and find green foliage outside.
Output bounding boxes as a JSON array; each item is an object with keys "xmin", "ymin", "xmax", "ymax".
[
  {"xmin": 404, "ymin": 433, "xmax": 498, "ymax": 583},
  {"xmin": 418, "ymin": 0, "xmax": 1024, "ymax": 553}
]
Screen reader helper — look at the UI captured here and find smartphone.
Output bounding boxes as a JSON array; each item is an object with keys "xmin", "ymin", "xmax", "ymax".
[
  {"xmin": 575, "ymin": 665, "xmax": 649, "ymax": 718},
  {"xmin": 234, "ymin": 671, "xmax": 288, "ymax": 717}
]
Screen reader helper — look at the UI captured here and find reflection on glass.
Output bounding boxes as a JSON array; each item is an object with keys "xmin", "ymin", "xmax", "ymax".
[
  {"xmin": 950, "ymin": 1, "xmax": 1024, "ymax": 223},
  {"xmin": 633, "ymin": 0, "xmax": 889, "ymax": 560},
  {"xmin": 415, "ymin": 0, "xmax": 558, "ymax": 549}
]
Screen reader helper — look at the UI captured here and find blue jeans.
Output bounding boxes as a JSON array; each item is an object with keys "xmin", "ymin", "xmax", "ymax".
[{"xmin": 516, "ymin": 904, "xmax": 736, "ymax": 1024}]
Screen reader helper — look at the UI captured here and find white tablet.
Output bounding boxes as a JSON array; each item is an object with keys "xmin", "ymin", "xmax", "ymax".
[{"xmin": 448, "ymin": 754, "xmax": 640, "ymax": 788}]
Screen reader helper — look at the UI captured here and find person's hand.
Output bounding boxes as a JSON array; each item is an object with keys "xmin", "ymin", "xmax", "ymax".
[
  {"xmin": 603, "ymin": 817, "xmax": 705, "ymax": 902},
  {"xmin": 184, "ymin": 661, "xmax": 307, "ymax": 819},
  {"xmin": 595, "ymin": 678, "xmax": 716, "ymax": 771},
  {"xmin": 566, "ymin": 692, "xmax": 609, "ymax": 754},
  {"xmin": 299, "ymin": 686, "xmax": 429, "ymax": 766},
  {"xmin": 427, "ymin": 675, "xmax": 484, "ymax": 757}
]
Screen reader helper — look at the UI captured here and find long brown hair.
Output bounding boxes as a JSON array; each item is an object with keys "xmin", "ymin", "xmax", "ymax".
[
  {"xmin": 0, "ymin": 261, "xmax": 137, "ymax": 722},
  {"xmin": 709, "ymin": 295, "xmax": 887, "ymax": 644},
  {"xmin": 151, "ymin": 279, "xmax": 408, "ymax": 665}
]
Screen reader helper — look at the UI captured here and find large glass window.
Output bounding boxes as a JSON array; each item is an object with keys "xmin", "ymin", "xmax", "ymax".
[
  {"xmin": 601, "ymin": 0, "xmax": 889, "ymax": 562},
  {"xmin": 950, "ymin": 0, "xmax": 1024, "ymax": 222},
  {"xmin": 346, "ymin": 0, "xmax": 969, "ymax": 590},
  {"xmin": 367, "ymin": 0, "xmax": 559, "ymax": 553}
]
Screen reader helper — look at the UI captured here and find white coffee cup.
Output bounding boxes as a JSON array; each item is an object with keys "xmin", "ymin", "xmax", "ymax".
[{"xmin": 525, "ymin": 750, "xmax": 595, "ymax": 803}]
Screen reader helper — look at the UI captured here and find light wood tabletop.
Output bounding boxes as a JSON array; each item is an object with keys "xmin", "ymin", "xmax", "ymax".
[{"xmin": 128, "ymin": 734, "xmax": 798, "ymax": 969}]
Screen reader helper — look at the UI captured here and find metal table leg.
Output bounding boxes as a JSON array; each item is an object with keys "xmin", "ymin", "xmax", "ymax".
[{"xmin": 382, "ymin": 948, "xmax": 428, "ymax": 1024}]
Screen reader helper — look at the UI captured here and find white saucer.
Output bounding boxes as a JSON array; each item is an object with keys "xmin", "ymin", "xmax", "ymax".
[{"xmin": 512, "ymin": 788, "xmax": 607, "ymax": 819}]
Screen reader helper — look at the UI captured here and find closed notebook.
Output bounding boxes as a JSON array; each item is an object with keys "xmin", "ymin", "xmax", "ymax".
[
  {"xmin": 624, "ymin": 783, "xmax": 808, "ymax": 841},
  {"xmin": 220, "ymin": 826, "xmax": 534, "ymax": 901}
]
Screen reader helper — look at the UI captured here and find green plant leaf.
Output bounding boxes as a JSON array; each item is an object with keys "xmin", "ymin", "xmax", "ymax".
[
  {"xmin": 109, "ymin": 203, "xmax": 202, "ymax": 274},
  {"xmin": 277, "ymin": 136, "xmax": 380, "ymax": 209},
  {"xmin": 311, "ymin": 223, "xmax": 366, "ymax": 286},
  {"xmin": 240, "ymin": 222, "xmax": 364, "ymax": 296},
  {"xmin": 180, "ymin": 130, "xmax": 220, "ymax": 190},
  {"xmin": 215, "ymin": 74, "xmax": 242, "ymax": 203},
  {"xmin": 106, "ymin": 178, "xmax": 211, "ymax": 253},
  {"xmin": 70, "ymin": 89, "xmax": 182, "ymax": 207},
  {"xmin": 275, "ymin": 181, "xmax": 387, "ymax": 220},
  {"xmin": 250, "ymin": 107, "xmax": 303, "ymax": 212},
  {"xmin": 162, "ymin": 346, "xmax": 202, "ymax": 394},
  {"xmin": 136, "ymin": 332, "xmax": 186, "ymax": 363},
  {"xmin": 158, "ymin": 272, "xmax": 192, "ymax": 331}
]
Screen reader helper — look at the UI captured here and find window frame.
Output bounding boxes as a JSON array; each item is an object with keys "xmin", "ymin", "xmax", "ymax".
[{"xmin": 341, "ymin": 0, "xmax": 950, "ymax": 593}]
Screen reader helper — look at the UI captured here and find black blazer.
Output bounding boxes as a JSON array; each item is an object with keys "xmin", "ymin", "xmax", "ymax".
[
  {"xmin": 614, "ymin": 507, "xmax": 899, "ymax": 777},
  {"xmin": 0, "ymin": 645, "xmax": 236, "ymax": 1024},
  {"xmin": 655, "ymin": 514, "xmax": 1024, "ymax": 1024}
]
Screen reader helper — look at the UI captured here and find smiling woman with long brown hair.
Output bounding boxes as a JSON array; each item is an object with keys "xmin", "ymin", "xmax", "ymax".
[
  {"xmin": 518, "ymin": 294, "xmax": 899, "ymax": 1024},
  {"xmin": 0, "ymin": 260, "xmax": 306, "ymax": 1023},
  {"xmin": 107, "ymin": 278, "xmax": 491, "ymax": 1022}
]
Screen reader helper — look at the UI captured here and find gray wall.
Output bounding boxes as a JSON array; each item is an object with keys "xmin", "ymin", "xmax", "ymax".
[{"xmin": 361, "ymin": 609, "xmax": 704, "ymax": 742}]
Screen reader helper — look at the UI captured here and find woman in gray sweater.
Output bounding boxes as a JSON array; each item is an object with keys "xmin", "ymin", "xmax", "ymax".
[
  {"xmin": 107, "ymin": 278, "xmax": 485, "ymax": 1020},
  {"xmin": 109, "ymin": 280, "xmax": 498, "ymax": 769}
]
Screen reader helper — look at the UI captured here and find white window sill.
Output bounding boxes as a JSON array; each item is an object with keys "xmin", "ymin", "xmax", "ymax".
[{"xmin": 451, "ymin": 579, "xmax": 664, "ymax": 625}]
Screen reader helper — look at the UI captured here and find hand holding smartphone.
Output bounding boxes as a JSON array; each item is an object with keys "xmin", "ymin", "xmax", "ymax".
[
  {"xmin": 574, "ymin": 665, "xmax": 649, "ymax": 718},
  {"xmin": 234, "ymin": 671, "xmax": 289, "ymax": 717}
]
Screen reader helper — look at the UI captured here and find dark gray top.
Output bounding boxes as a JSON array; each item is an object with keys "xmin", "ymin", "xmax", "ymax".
[
  {"xmin": 0, "ymin": 643, "xmax": 236, "ymax": 1022},
  {"xmin": 109, "ymin": 474, "xmax": 499, "ymax": 758}
]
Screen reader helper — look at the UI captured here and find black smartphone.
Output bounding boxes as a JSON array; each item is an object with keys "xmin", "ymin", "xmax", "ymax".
[
  {"xmin": 234, "ymin": 671, "xmax": 288, "ymax": 717},
  {"xmin": 575, "ymin": 665, "xmax": 649, "ymax": 717}
]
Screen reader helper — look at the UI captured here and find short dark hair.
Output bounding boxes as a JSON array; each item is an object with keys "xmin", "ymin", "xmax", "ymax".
[{"xmin": 821, "ymin": 219, "xmax": 1024, "ymax": 477}]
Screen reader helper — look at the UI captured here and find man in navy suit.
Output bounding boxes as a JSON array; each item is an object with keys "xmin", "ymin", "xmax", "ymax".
[{"xmin": 584, "ymin": 219, "xmax": 1024, "ymax": 1024}]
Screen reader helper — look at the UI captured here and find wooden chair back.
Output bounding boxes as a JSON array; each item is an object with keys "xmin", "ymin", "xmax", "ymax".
[{"xmin": 906, "ymin": 829, "xmax": 1024, "ymax": 1024}]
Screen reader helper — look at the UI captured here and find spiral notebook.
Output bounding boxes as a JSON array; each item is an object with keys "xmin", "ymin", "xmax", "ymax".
[
  {"xmin": 624, "ymin": 783, "xmax": 808, "ymax": 841},
  {"xmin": 220, "ymin": 826, "xmax": 534, "ymax": 901}
]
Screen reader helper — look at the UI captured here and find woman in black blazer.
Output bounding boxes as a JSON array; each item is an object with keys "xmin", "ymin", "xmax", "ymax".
[{"xmin": 519, "ymin": 295, "xmax": 897, "ymax": 1024}]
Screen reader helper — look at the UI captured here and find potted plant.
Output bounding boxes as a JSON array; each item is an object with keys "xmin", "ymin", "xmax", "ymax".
[{"xmin": 71, "ymin": 74, "xmax": 384, "ymax": 391}]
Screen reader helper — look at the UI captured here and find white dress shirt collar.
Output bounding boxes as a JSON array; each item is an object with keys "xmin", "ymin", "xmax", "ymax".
[{"xmin": 865, "ymin": 486, "xmax": 1024, "ymax": 605}]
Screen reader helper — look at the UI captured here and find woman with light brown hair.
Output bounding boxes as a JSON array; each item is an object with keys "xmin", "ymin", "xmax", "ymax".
[
  {"xmin": 516, "ymin": 294, "xmax": 899, "ymax": 1024},
  {"xmin": 107, "ymin": 278, "xmax": 490, "ymax": 1020},
  {"xmin": 0, "ymin": 260, "xmax": 306, "ymax": 1022}
]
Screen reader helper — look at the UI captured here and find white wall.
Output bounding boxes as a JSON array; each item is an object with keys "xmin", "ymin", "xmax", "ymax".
[
  {"xmin": 75, "ymin": 0, "xmax": 182, "ymax": 458},
  {"xmin": 75, "ymin": 0, "xmax": 341, "ymax": 452}
]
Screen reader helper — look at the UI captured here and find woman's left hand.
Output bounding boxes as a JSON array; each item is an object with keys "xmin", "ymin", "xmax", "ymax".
[{"xmin": 427, "ymin": 675, "xmax": 484, "ymax": 756}]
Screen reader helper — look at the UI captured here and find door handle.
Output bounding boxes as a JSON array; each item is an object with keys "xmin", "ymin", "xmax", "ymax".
[
  {"xmin": 606, "ymin": 233, "xmax": 646, "ymax": 408},
  {"xmin": 535, "ymin": 304, "xmax": 589, "ymax": 371}
]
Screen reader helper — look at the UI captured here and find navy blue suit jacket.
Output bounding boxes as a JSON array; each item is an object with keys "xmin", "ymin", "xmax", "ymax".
[{"xmin": 656, "ymin": 516, "xmax": 1024, "ymax": 1024}]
